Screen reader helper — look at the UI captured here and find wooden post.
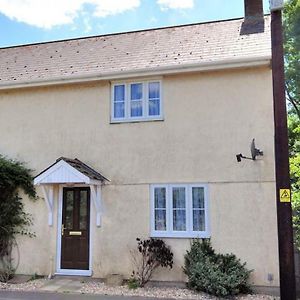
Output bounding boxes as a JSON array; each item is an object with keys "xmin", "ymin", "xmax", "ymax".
[{"xmin": 271, "ymin": 7, "xmax": 296, "ymax": 300}]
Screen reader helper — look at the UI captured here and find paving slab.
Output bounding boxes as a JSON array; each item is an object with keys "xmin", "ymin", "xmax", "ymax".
[{"xmin": 40, "ymin": 277, "xmax": 85, "ymax": 293}]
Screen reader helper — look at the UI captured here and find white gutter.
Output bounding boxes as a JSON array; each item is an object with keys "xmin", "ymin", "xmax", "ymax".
[{"xmin": 0, "ymin": 55, "xmax": 271, "ymax": 90}]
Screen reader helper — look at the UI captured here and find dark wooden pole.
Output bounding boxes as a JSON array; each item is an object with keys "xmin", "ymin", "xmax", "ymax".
[{"xmin": 271, "ymin": 8, "xmax": 296, "ymax": 300}]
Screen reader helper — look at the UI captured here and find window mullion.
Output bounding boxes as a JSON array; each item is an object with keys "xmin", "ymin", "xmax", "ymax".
[
  {"xmin": 111, "ymin": 85, "xmax": 115, "ymax": 121},
  {"xmin": 187, "ymin": 185, "xmax": 192, "ymax": 234},
  {"xmin": 125, "ymin": 83, "xmax": 129, "ymax": 119},
  {"xmin": 204, "ymin": 186, "xmax": 208, "ymax": 235},
  {"xmin": 167, "ymin": 185, "xmax": 172, "ymax": 233},
  {"xmin": 151, "ymin": 185, "xmax": 154, "ymax": 234},
  {"xmin": 183, "ymin": 185, "xmax": 188, "ymax": 233},
  {"xmin": 144, "ymin": 82, "xmax": 148, "ymax": 117}
]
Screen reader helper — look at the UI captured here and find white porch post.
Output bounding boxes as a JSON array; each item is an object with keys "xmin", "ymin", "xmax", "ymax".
[
  {"xmin": 41, "ymin": 185, "xmax": 54, "ymax": 226},
  {"xmin": 90, "ymin": 184, "xmax": 102, "ymax": 227}
]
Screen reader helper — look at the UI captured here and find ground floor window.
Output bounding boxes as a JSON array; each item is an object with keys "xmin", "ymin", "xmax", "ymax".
[{"xmin": 150, "ymin": 184, "xmax": 210, "ymax": 238}]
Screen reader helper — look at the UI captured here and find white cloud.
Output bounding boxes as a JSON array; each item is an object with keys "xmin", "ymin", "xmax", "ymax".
[
  {"xmin": 157, "ymin": 0, "xmax": 194, "ymax": 10},
  {"xmin": 83, "ymin": 16, "xmax": 92, "ymax": 33},
  {"xmin": 92, "ymin": 0, "xmax": 140, "ymax": 17},
  {"xmin": 0, "ymin": 0, "xmax": 140, "ymax": 29}
]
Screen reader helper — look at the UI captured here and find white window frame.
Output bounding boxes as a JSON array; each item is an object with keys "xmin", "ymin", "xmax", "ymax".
[
  {"xmin": 150, "ymin": 183, "xmax": 210, "ymax": 238},
  {"xmin": 111, "ymin": 79, "xmax": 163, "ymax": 123}
]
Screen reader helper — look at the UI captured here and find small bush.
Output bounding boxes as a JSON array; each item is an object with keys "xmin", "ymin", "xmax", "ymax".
[
  {"xmin": 29, "ymin": 273, "xmax": 44, "ymax": 281},
  {"xmin": 130, "ymin": 238, "xmax": 173, "ymax": 287},
  {"xmin": 127, "ymin": 276, "xmax": 139, "ymax": 289},
  {"xmin": 183, "ymin": 239, "xmax": 252, "ymax": 297}
]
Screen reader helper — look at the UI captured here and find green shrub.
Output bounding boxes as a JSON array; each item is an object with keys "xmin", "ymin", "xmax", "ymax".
[
  {"xmin": 127, "ymin": 276, "xmax": 139, "ymax": 289},
  {"xmin": 183, "ymin": 239, "xmax": 252, "ymax": 297},
  {"xmin": 29, "ymin": 273, "xmax": 44, "ymax": 281}
]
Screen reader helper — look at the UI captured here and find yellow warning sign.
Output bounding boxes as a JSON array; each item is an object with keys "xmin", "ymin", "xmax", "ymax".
[{"xmin": 280, "ymin": 189, "xmax": 291, "ymax": 203}]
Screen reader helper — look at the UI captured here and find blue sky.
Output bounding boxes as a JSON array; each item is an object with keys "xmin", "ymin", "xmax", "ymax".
[{"xmin": 0, "ymin": 0, "xmax": 270, "ymax": 48}]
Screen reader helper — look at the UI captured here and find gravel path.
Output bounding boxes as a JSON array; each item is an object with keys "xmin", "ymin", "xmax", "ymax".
[
  {"xmin": 0, "ymin": 279, "xmax": 46, "ymax": 291},
  {"xmin": 0, "ymin": 279, "xmax": 279, "ymax": 300},
  {"xmin": 80, "ymin": 281, "xmax": 279, "ymax": 300}
]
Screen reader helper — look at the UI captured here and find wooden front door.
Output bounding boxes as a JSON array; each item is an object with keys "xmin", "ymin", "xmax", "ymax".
[{"xmin": 61, "ymin": 187, "xmax": 90, "ymax": 270}]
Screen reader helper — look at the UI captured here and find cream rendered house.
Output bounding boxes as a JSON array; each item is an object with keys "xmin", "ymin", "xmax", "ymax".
[{"xmin": 0, "ymin": 0, "xmax": 279, "ymax": 294}]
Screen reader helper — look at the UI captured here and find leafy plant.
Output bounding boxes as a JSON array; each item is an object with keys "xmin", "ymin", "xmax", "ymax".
[
  {"xmin": 287, "ymin": 115, "xmax": 300, "ymax": 250},
  {"xmin": 284, "ymin": 0, "xmax": 300, "ymax": 251},
  {"xmin": 130, "ymin": 238, "xmax": 173, "ymax": 287},
  {"xmin": 0, "ymin": 155, "xmax": 37, "ymax": 282},
  {"xmin": 183, "ymin": 239, "xmax": 252, "ymax": 297},
  {"xmin": 127, "ymin": 276, "xmax": 139, "ymax": 289},
  {"xmin": 284, "ymin": 0, "xmax": 300, "ymax": 117},
  {"xmin": 29, "ymin": 272, "xmax": 44, "ymax": 281}
]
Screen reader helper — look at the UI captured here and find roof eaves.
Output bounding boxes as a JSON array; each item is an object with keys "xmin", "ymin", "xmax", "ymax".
[{"xmin": 0, "ymin": 55, "xmax": 272, "ymax": 91}]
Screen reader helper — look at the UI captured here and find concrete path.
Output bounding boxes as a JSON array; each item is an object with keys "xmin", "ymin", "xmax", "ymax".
[
  {"xmin": 40, "ymin": 276, "xmax": 85, "ymax": 293},
  {"xmin": 0, "ymin": 291, "xmax": 159, "ymax": 300},
  {"xmin": 0, "ymin": 276, "xmax": 167, "ymax": 300}
]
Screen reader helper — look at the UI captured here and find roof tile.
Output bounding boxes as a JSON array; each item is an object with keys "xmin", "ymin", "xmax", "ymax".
[{"xmin": 0, "ymin": 16, "xmax": 271, "ymax": 85}]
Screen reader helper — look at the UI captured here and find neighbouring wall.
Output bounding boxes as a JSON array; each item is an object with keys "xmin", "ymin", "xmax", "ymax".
[{"xmin": 0, "ymin": 67, "xmax": 279, "ymax": 288}]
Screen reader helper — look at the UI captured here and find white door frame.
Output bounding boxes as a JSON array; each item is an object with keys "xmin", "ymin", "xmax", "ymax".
[{"xmin": 55, "ymin": 184, "xmax": 93, "ymax": 276}]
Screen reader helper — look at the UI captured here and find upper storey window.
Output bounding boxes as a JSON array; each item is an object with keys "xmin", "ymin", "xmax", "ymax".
[{"xmin": 111, "ymin": 80, "xmax": 162, "ymax": 123}]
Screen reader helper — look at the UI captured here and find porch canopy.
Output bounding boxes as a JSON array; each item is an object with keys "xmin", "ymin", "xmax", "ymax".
[{"xmin": 34, "ymin": 157, "xmax": 109, "ymax": 227}]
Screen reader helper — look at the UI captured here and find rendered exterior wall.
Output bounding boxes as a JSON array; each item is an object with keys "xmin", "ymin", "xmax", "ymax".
[{"xmin": 0, "ymin": 67, "xmax": 279, "ymax": 289}]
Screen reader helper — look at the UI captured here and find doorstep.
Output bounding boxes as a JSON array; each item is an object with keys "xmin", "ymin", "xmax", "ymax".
[{"xmin": 40, "ymin": 276, "xmax": 95, "ymax": 293}]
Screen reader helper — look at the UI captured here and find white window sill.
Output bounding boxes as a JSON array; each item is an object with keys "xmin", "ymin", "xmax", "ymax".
[
  {"xmin": 150, "ymin": 231, "xmax": 211, "ymax": 239},
  {"xmin": 110, "ymin": 116, "xmax": 164, "ymax": 124}
]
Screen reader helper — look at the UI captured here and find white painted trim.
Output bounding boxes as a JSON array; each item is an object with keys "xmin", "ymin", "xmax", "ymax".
[
  {"xmin": 90, "ymin": 185, "xmax": 102, "ymax": 227},
  {"xmin": 0, "ymin": 56, "xmax": 271, "ymax": 90},
  {"xmin": 41, "ymin": 185, "xmax": 54, "ymax": 226},
  {"xmin": 56, "ymin": 186, "xmax": 63, "ymax": 273},
  {"xmin": 111, "ymin": 79, "xmax": 163, "ymax": 123},
  {"xmin": 34, "ymin": 159, "xmax": 102, "ymax": 186},
  {"xmin": 150, "ymin": 183, "xmax": 210, "ymax": 238},
  {"xmin": 56, "ymin": 185, "xmax": 93, "ymax": 276},
  {"xmin": 110, "ymin": 116, "xmax": 164, "ymax": 124},
  {"xmin": 55, "ymin": 270, "xmax": 92, "ymax": 276}
]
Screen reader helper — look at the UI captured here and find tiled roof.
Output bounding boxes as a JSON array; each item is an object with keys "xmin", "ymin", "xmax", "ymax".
[
  {"xmin": 0, "ymin": 16, "xmax": 271, "ymax": 86},
  {"xmin": 35, "ymin": 157, "xmax": 109, "ymax": 182}
]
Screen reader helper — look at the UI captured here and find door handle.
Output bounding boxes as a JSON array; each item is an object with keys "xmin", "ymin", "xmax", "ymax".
[{"xmin": 61, "ymin": 224, "xmax": 65, "ymax": 236}]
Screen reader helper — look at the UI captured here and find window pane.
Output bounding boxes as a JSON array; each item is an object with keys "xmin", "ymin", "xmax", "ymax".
[
  {"xmin": 79, "ymin": 190, "xmax": 88, "ymax": 230},
  {"xmin": 155, "ymin": 210, "xmax": 166, "ymax": 231},
  {"xmin": 192, "ymin": 187, "xmax": 205, "ymax": 209},
  {"xmin": 154, "ymin": 187, "xmax": 166, "ymax": 208},
  {"xmin": 173, "ymin": 187, "xmax": 186, "ymax": 208},
  {"xmin": 149, "ymin": 99, "xmax": 160, "ymax": 116},
  {"xmin": 131, "ymin": 100, "xmax": 143, "ymax": 117},
  {"xmin": 114, "ymin": 102, "xmax": 125, "ymax": 118},
  {"xmin": 173, "ymin": 210, "xmax": 186, "ymax": 231},
  {"xmin": 114, "ymin": 85, "xmax": 125, "ymax": 102},
  {"xmin": 65, "ymin": 191, "xmax": 74, "ymax": 229},
  {"xmin": 131, "ymin": 83, "xmax": 143, "ymax": 100},
  {"xmin": 193, "ymin": 210, "xmax": 205, "ymax": 231},
  {"xmin": 149, "ymin": 82, "xmax": 160, "ymax": 99}
]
